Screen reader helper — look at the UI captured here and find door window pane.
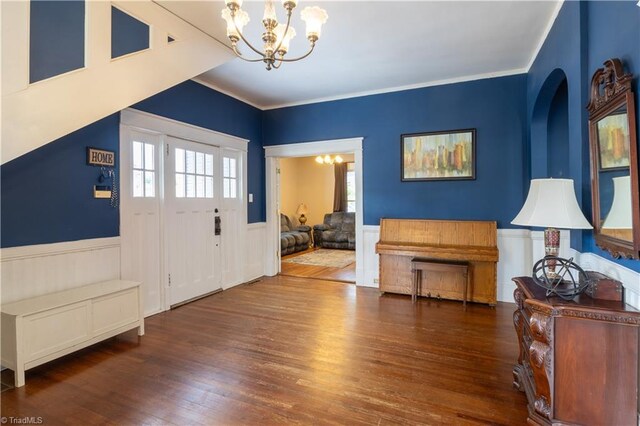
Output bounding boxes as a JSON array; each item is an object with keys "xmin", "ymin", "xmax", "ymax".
[
  {"xmin": 186, "ymin": 150, "xmax": 195, "ymax": 173},
  {"xmin": 196, "ymin": 175, "xmax": 205, "ymax": 198},
  {"xmin": 175, "ymin": 148, "xmax": 185, "ymax": 173},
  {"xmin": 222, "ymin": 156, "xmax": 238, "ymax": 199},
  {"xmin": 176, "ymin": 173, "xmax": 185, "ymax": 198},
  {"xmin": 133, "ymin": 170, "xmax": 143, "ymax": 197},
  {"xmin": 229, "ymin": 158, "xmax": 237, "ymax": 178},
  {"xmin": 205, "ymin": 177, "xmax": 213, "ymax": 198},
  {"xmin": 186, "ymin": 174, "xmax": 196, "ymax": 198},
  {"xmin": 196, "ymin": 152, "xmax": 204, "ymax": 175},
  {"xmin": 133, "ymin": 141, "xmax": 143, "ymax": 169},
  {"xmin": 205, "ymin": 154, "xmax": 213, "ymax": 176},
  {"xmin": 145, "ymin": 171, "xmax": 155, "ymax": 197},
  {"xmin": 132, "ymin": 140, "xmax": 155, "ymax": 198},
  {"xmin": 144, "ymin": 144, "xmax": 154, "ymax": 170},
  {"xmin": 223, "ymin": 178, "xmax": 230, "ymax": 198}
]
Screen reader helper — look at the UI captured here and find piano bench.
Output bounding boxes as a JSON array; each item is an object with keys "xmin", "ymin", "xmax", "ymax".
[{"xmin": 410, "ymin": 258, "xmax": 471, "ymax": 308}]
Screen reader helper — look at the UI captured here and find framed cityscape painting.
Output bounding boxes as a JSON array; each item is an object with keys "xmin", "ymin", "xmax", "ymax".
[{"xmin": 401, "ymin": 128, "xmax": 476, "ymax": 181}]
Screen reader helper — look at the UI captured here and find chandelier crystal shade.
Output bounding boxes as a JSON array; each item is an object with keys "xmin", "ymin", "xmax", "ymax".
[{"xmin": 221, "ymin": 0, "xmax": 327, "ymax": 70}]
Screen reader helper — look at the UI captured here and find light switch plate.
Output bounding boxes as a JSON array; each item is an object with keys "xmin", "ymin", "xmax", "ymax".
[{"xmin": 249, "ymin": 193, "xmax": 253, "ymax": 203}]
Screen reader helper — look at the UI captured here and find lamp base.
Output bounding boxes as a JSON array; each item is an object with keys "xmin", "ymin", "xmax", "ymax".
[
  {"xmin": 299, "ymin": 214, "xmax": 307, "ymax": 225},
  {"xmin": 544, "ymin": 227, "xmax": 560, "ymax": 275}
]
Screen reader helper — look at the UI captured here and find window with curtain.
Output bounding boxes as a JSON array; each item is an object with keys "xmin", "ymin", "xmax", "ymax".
[{"xmin": 346, "ymin": 162, "xmax": 356, "ymax": 212}]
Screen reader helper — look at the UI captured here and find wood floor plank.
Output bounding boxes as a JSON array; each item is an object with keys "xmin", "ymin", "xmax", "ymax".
[
  {"xmin": 281, "ymin": 249, "xmax": 356, "ymax": 283},
  {"xmin": 1, "ymin": 275, "xmax": 527, "ymax": 425}
]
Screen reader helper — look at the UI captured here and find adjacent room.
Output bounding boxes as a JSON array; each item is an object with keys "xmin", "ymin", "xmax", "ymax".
[
  {"xmin": 2, "ymin": 1, "xmax": 640, "ymax": 425},
  {"xmin": 279, "ymin": 154, "xmax": 357, "ymax": 283}
]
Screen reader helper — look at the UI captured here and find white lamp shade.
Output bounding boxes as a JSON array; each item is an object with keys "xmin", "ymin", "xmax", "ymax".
[
  {"xmin": 274, "ymin": 25, "xmax": 296, "ymax": 53},
  {"xmin": 301, "ymin": 6, "xmax": 328, "ymax": 39},
  {"xmin": 511, "ymin": 179, "xmax": 592, "ymax": 229},
  {"xmin": 602, "ymin": 176, "xmax": 632, "ymax": 229},
  {"xmin": 221, "ymin": 8, "xmax": 250, "ymax": 38},
  {"xmin": 296, "ymin": 203, "xmax": 309, "ymax": 216}
]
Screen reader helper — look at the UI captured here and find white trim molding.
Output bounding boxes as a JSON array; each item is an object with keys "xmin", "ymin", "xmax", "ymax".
[
  {"xmin": 1, "ymin": 237, "xmax": 119, "ymax": 261},
  {"xmin": 262, "ymin": 69, "xmax": 527, "ymax": 111},
  {"xmin": 121, "ymin": 108, "xmax": 249, "ymax": 151},
  {"xmin": 264, "ymin": 137, "xmax": 364, "ymax": 285}
]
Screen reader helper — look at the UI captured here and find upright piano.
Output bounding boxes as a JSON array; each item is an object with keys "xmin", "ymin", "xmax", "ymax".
[{"xmin": 375, "ymin": 219, "xmax": 499, "ymax": 305}]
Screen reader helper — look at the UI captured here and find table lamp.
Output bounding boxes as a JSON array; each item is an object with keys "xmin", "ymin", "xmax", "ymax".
[
  {"xmin": 296, "ymin": 203, "xmax": 309, "ymax": 225},
  {"xmin": 512, "ymin": 178, "xmax": 592, "ymax": 273},
  {"xmin": 602, "ymin": 176, "xmax": 632, "ymax": 231}
]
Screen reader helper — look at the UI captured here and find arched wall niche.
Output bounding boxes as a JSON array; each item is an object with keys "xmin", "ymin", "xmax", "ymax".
[{"xmin": 530, "ymin": 68, "xmax": 570, "ymax": 178}]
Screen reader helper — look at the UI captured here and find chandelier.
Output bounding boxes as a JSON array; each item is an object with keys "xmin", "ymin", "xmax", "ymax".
[
  {"xmin": 315, "ymin": 155, "xmax": 343, "ymax": 165},
  {"xmin": 221, "ymin": 0, "xmax": 328, "ymax": 70}
]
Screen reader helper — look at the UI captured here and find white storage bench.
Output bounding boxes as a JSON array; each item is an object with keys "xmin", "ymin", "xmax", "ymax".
[{"xmin": 1, "ymin": 280, "xmax": 144, "ymax": 387}]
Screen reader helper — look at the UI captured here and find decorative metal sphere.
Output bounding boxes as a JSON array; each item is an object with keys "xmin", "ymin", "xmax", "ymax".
[{"xmin": 532, "ymin": 256, "xmax": 590, "ymax": 300}]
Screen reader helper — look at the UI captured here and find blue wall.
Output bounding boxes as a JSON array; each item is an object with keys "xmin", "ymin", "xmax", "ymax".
[
  {"xmin": 111, "ymin": 6, "xmax": 150, "ymax": 59},
  {"xmin": 1, "ymin": 81, "xmax": 264, "ymax": 248},
  {"xmin": 527, "ymin": 0, "xmax": 640, "ymax": 272},
  {"xmin": 2, "ymin": 114, "xmax": 120, "ymax": 247},
  {"xmin": 263, "ymin": 75, "xmax": 527, "ymax": 228},
  {"xmin": 29, "ymin": 0, "xmax": 85, "ymax": 83},
  {"xmin": 547, "ymin": 79, "xmax": 569, "ymax": 178}
]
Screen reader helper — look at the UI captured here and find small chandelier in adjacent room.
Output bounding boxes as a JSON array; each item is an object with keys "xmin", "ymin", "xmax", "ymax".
[
  {"xmin": 221, "ymin": 0, "xmax": 328, "ymax": 71},
  {"xmin": 315, "ymin": 155, "xmax": 343, "ymax": 165}
]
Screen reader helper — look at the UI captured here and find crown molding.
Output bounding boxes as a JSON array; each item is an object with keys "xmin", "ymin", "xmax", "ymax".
[
  {"xmin": 526, "ymin": 0, "xmax": 564, "ymax": 72},
  {"xmin": 261, "ymin": 68, "xmax": 528, "ymax": 110}
]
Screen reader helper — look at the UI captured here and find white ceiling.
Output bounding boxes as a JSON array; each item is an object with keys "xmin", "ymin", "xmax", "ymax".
[{"xmin": 158, "ymin": 1, "xmax": 561, "ymax": 109}]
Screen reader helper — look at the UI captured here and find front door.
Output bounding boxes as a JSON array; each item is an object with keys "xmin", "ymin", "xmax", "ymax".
[{"xmin": 165, "ymin": 136, "xmax": 221, "ymax": 306}]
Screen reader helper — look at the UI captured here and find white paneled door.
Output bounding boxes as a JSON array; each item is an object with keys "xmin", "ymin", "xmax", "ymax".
[
  {"xmin": 165, "ymin": 136, "xmax": 222, "ymax": 306},
  {"xmin": 120, "ymin": 129, "xmax": 163, "ymax": 316}
]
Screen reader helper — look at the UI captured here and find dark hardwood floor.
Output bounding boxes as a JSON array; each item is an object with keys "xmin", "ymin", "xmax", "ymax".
[
  {"xmin": 1, "ymin": 275, "xmax": 527, "ymax": 425},
  {"xmin": 281, "ymin": 248, "xmax": 356, "ymax": 283}
]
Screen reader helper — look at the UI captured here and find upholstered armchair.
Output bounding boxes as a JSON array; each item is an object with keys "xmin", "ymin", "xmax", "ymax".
[
  {"xmin": 280, "ymin": 214, "xmax": 311, "ymax": 255},
  {"xmin": 313, "ymin": 212, "xmax": 356, "ymax": 250}
]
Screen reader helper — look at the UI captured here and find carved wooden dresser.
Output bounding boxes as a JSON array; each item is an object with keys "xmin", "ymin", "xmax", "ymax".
[{"xmin": 512, "ymin": 276, "xmax": 640, "ymax": 425}]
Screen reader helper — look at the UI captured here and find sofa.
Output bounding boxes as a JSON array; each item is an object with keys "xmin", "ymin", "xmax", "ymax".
[
  {"xmin": 281, "ymin": 214, "xmax": 311, "ymax": 255},
  {"xmin": 313, "ymin": 212, "xmax": 356, "ymax": 250}
]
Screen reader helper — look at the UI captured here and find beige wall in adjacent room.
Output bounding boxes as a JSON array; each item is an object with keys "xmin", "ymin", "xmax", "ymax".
[{"xmin": 279, "ymin": 154, "xmax": 354, "ymax": 227}]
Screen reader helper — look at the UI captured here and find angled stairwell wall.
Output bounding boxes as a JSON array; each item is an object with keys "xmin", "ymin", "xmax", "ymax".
[{"xmin": 1, "ymin": 0, "xmax": 234, "ymax": 163}]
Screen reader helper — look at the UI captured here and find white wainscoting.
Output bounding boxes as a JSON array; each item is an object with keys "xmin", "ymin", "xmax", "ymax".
[
  {"xmin": 358, "ymin": 226, "xmax": 640, "ymax": 307},
  {"xmin": 1, "ymin": 237, "xmax": 121, "ymax": 304},
  {"xmin": 244, "ymin": 223, "xmax": 267, "ymax": 284},
  {"xmin": 576, "ymin": 252, "xmax": 640, "ymax": 309},
  {"xmin": 362, "ymin": 226, "xmax": 381, "ymax": 288}
]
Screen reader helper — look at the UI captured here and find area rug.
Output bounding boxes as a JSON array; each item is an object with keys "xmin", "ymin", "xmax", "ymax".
[{"xmin": 283, "ymin": 249, "xmax": 355, "ymax": 268}]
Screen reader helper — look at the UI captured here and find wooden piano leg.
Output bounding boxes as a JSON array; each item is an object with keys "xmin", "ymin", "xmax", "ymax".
[
  {"xmin": 411, "ymin": 269, "xmax": 417, "ymax": 303},
  {"xmin": 463, "ymin": 270, "xmax": 468, "ymax": 310}
]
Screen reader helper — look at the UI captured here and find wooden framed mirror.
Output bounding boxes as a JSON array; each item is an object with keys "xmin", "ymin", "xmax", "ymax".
[{"xmin": 587, "ymin": 58, "xmax": 639, "ymax": 259}]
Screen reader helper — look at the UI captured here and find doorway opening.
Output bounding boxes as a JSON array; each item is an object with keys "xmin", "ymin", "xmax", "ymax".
[
  {"xmin": 278, "ymin": 155, "xmax": 356, "ymax": 283},
  {"xmin": 264, "ymin": 138, "xmax": 364, "ymax": 286}
]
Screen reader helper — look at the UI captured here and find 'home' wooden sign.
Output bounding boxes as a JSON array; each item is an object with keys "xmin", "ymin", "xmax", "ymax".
[{"xmin": 87, "ymin": 147, "xmax": 115, "ymax": 167}]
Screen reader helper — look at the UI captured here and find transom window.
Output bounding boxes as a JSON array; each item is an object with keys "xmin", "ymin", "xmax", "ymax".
[
  {"xmin": 132, "ymin": 141, "xmax": 155, "ymax": 197},
  {"xmin": 223, "ymin": 157, "xmax": 237, "ymax": 199},
  {"xmin": 175, "ymin": 148, "xmax": 214, "ymax": 199}
]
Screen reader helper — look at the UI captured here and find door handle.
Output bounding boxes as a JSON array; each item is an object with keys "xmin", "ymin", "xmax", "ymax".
[{"xmin": 215, "ymin": 216, "xmax": 221, "ymax": 236}]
